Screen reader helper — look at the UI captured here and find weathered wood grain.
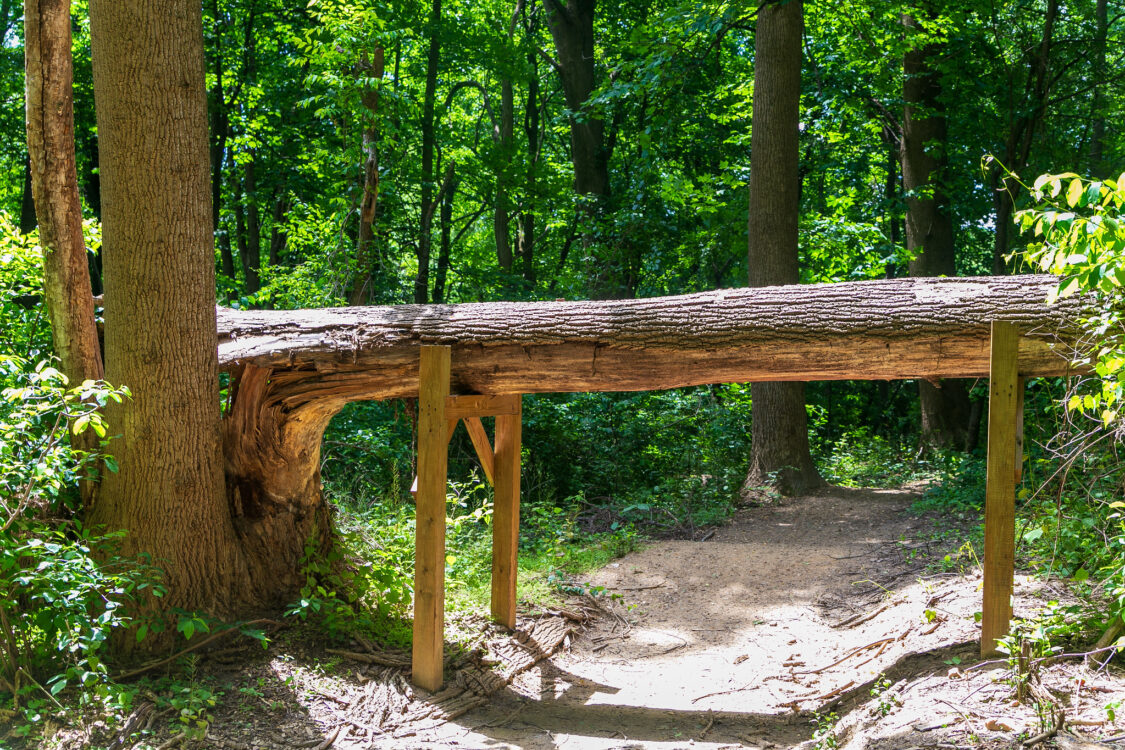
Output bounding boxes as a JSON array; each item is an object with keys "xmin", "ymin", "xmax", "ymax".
[{"xmin": 217, "ymin": 276, "xmax": 1083, "ymax": 404}]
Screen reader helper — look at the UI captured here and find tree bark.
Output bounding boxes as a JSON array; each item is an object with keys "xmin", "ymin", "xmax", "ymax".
[
  {"xmin": 349, "ymin": 48, "xmax": 385, "ymax": 306},
  {"xmin": 901, "ymin": 12, "xmax": 973, "ymax": 451},
  {"xmin": 213, "ymin": 275, "xmax": 1082, "ymax": 535},
  {"xmin": 20, "ymin": 156, "xmax": 37, "ymax": 233},
  {"xmin": 25, "ymin": 0, "xmax": 103, "ymax": 390},
  {"xmin": 433, "ymin": 167, "xmax": 458, "ymax": 303},
  {"xmin": 207, "ymin": 0, "xmax": 234, "ymax": 281},
  {"xmin": 243, "ymin": 155, "xmax": 261, "ymax": 296},
  {"xmin": 217, "ymin": 275, "xmax": 1081, "ymax": 389},
  {"xmin": 744, "ymin": 0, "xmax": 821, "ymax": 496},
  {"xmin": 415, "ymin": 0, "xmax": 441, "ymax": 304},
  {"xmin": 88, "ymin": 0, "xmax": 256, "ymax": 633},
  {"xmin": 268, "ymin": 190, "xmax": 290, "ymax": 267},
  {"xmin": 495, "ymin": 76, "xmax": 514, "ymax": 272},
  {"xmin": 25, "ymin": 0, "xmax": 104, "ymax": 504},
  {"xmin": 543, "ymin": 0, "xmax": 608, "ymax": 200}
]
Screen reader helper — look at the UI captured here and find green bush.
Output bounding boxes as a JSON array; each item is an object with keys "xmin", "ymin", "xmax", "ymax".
[{"xmin": 0, "ymin": 357, "xmax": 159, "ymax": 732}]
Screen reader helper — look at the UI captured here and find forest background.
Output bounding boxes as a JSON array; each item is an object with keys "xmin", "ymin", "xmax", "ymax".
[{"xmin": 2, "ymin": 0, "xmax": 1125, "ymax": 741}]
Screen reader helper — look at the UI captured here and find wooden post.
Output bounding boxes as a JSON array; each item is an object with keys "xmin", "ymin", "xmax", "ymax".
[
  {"xmin": 982, "ymin": 322, "xmax": 1019, "ymax": 657},
  {"xmin": 1014, "ymin": 377, "xmax": 1026, "ymax": 486},
  {"xmin": 413, "ymin": 346, "xmax": 450, "ymax": 691},
  {"xmin": 491, "ymin": 395, "xmax": 522, "ymax": 628}
]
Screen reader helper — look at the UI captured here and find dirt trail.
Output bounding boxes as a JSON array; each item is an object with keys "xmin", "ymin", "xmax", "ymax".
[
  {"xmin": 420, "ymin": 485, "xmax": 1121, "ymax": 750},
  {"xmin": 58, "ymin": 484, "xmax": 1122, "ymax": 750}
]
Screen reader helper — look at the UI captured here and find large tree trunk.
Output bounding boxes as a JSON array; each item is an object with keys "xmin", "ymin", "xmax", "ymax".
[
  {"xmin": 901, "ymin": 12, "xmax": 973, "ymax": 451},
  {"xmin": 744, "ymin": 0, "xmax": 821, "ymax": 496},
  {"xmin": 87, "ymin": 0, "xmax": 257, "ymax": 633},
  {"xmin": 24, "ymin": 0, "xmax": 103, "ymax": 390},
  {"xmin": 214, "ymin": 275, "xmax": 1081, "ymax": 532}
]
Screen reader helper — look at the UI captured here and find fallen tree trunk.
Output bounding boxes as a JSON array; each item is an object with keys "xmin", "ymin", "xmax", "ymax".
[
  {"xmin": 220, "ymin": 275, "xmax": 1083, "ymax": 396},
  {"xmin": 218, "ymin": 274, "xmax": 1087, "ymax": 603}
]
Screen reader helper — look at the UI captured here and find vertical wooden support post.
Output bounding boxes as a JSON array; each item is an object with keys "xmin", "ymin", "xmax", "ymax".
[
  {"xmin": 413, "ymin": 346, "xmax": 450, "ymax": 691},
  {"xmin": 491, "ymin": 395, "xmax": 522, "ymax": 629},
  {"xmin": 1014, "ymin": 377, "xmax": 1026, "ymax": 486},
  {"xmin": 982, "ymin": 322, "xmax": 1019, "ymax": 657}
]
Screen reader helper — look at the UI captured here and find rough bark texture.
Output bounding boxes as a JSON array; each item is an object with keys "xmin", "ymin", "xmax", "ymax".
[
  {"xmin": 349, "ymin": 48, "xmax": 385, "ymax": 306},
  {"xmin": 24, "ymin": 0, "xmax": 103, "ymax": 389},
  {"xmin": 217, "ymin": 275, "xmax": 1080, "ymax": 386},
  {"xmin": 88, "ymin": 0, "xmax": 258, "ymax": 630},
  {"xmin": 543, "ymin": 0, "xmax": 607, "ymax": 199},
  {"xmin": 745, "ymin": 0, "xmax": 822, "ymax": 496},
  {"xmin": 901, "ymin": 14, "xmax": 973, "ymax": 451},
  {"xmin": 212, "ymin": 274, "xmax": 1083, "ymax": 569}
]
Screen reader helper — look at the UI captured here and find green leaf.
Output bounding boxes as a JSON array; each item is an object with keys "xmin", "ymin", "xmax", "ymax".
[
  {"xmin": 1067, "ymin": 178, "xmax": 1084, "ymax": 208},
  {"xmin": 1073, "ymin": 568, "xmax": 1090, "ymax": 582}
]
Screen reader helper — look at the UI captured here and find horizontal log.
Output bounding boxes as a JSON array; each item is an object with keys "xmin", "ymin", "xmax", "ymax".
[{"xmin": 218, "ymin": 275, "xmax": 1086, "ymax": 403}]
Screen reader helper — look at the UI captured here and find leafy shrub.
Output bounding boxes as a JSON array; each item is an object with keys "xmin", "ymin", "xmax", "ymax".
[{"xmin": 0, "ymin": 357, "xmax": 159, "ymax": 731}]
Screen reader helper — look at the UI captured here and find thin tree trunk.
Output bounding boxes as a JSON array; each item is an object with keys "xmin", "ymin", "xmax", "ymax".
[
  {"xmin": 518, "ymin": 4, "xmax": 540, "ymax": 283},
  {"xmin": 349, "ymin": 48, "xmax": 385, "ymax": 306},
  {"xmin": 434, "ymin": 168, "xmax": 458, "ymax": 303},
  {"xmin": 24, "ymin": 0, "xmax": 103, "ymax": 392},
  {"xmin": 208, "ymin": 0, "xmax": 233, "ymax": 281},
  {"xmin": 495, "ymin": 77, "xmax": 514, "ymax": 272},
  {"xmin": 544, "ymin": 0, "xmax": 608, "ymax": 199},
  {"xmin": 268, "ymin": 190, "xmax": 290, "ymax": 266},
  {"xmin": 244, "ymin": 155, "xmax": 261, "ymax": 296},
  {"xmin": 744, "ymin": 0, "xmax": 822, "ymax": 496},
  {"xmin": 235, "ymin": 173, "xmax": 249, "ymax": 292},
  {"xmin": 415, "ymin": 0, "xmax": 441, "ymax": 304},
  {"xmin": 1089, "ymin": 0, "xmax": 1107, "ymax": 174},
  {"xmin": 88, "ymin": 0, "xmax": 253, "ymax": 637},
  {"xmin": 991, "ymin": 0, "xmax": 1058, "ymax": 274},
  {"xmin": 901, "ymin": 12, "xmax": 973, "ymax": 451}
]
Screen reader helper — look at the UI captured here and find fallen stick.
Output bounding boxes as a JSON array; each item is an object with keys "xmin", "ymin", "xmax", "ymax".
[
  {"xmin": 796, "ymin": 638, "xmax": 895, "ymax": 675},
  {"xmin": 812, "ymin": 680, "xmax": 855, "ymax": 702},
  {"xmin": 831, "ymin": 603, "xmax": 891, "ymax": 629}
]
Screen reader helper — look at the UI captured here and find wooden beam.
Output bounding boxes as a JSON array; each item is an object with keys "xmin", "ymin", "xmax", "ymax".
[
  {"xmin": 446, "ymin": 394, "xmax": 522, "ymax": 420},
  {"xmin": 982, "ymin": 322, "xmax": 1020, "ymax": 657},
  {"xmin": 412, "ymin": 345, "xmax": 450, "ymax": 691},
  {"xmin": 463, "ymin": 417, "xmax": 495, "ymax": 484},
  {"xmin": 491, "ymin": 396, "xmax": 522, "ymax": 629}
]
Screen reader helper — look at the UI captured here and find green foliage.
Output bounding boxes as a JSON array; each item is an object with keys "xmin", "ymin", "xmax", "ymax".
[
  {"xmin": 0, "ymin": 357, "xmax": 159, "ymax": 734},
  {"xmin": 1017, "ymin": 171, "xmax": 1125, "ymax": 428},
  {"xmin": 285, "ymin": 521, "xmax": 413, "ymax": 646},
  {"xmin": 0, "ymin": 215, "xmax": 51, "ymax": 363}
]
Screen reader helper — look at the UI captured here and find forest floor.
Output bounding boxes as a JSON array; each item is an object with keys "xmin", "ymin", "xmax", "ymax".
[{"xmin": 45, "ymin": 484, "xmax": 1125, "ymax": 750}]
